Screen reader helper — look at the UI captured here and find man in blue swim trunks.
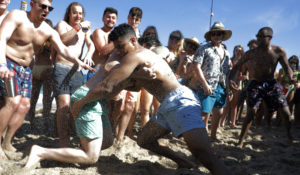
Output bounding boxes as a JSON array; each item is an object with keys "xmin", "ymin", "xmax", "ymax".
[
  {"xmin": 189, "ymin": 21, "xmax": 231, "ymax": 141},
  {"xmin": 70, "ymin": 24, "xmax": 231, "ymax": 175},
  {"xmin": 229, "ymin": 27, "xmax": 295, "ymax": 148}
]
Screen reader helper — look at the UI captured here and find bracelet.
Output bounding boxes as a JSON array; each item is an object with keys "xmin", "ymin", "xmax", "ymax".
[
  {"xmin": 74, "ymin": 23, "xmax": 82, "ymax": 32},
  {"xmin": 74, "ymin": 25, "xmax": 80, "ymax": 32}
]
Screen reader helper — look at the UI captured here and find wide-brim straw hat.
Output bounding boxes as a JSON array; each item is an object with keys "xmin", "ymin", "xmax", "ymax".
[
  {"xmin": 184, "ymin": 37, "xmax": 200, "ymax": 48},
  {"xmin": 204, "ymin": 21, "xmax": 232, "ymax": 41}
]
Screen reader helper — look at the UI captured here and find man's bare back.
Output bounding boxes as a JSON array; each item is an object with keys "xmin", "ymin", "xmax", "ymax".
[
  {"xmin": 85, "ymin": 47, "xmax": 179, "ymax": 103},
  {"xmin": 107, "ymin": 47, "xmax": 180, "ymax": 103}
]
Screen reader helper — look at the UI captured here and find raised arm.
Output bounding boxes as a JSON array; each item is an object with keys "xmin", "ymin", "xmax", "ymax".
[{"xmin": 57, "ymin": 20, "xmax": 90, "ymax": 45}]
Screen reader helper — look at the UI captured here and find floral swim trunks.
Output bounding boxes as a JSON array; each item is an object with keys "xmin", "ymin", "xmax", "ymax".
[{"xmin": 247, "ymin": 79, "xmax": 287, "ymax": 113}]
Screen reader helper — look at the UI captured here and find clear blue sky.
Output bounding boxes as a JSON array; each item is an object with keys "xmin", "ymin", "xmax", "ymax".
[{"xmin": 8, "ymin": 0, "xmax": 300, "ymax": 66}]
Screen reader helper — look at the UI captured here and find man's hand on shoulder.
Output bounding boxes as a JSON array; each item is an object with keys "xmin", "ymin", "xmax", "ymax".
[{"xmin": 131, "ymin": 62, "xmax": 157, "ymax": 80}]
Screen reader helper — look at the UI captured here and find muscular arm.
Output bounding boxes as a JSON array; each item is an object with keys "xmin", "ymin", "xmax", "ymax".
[
  {"xmin": 81, "ymin": 53, "xmax": 140, "ymax": 102},
  {"xmin": 71, "ymin": 52, "xmax": 141, "ymax": 117},
  {"xmin": 0, "ymin": 10, "xmax": 20, "ymax": 64},
  {"xmin": 0, "ymin": 10, "xmax": 22, "ymax": 79},
  {"xmin": 92, "ymin": 29, "xmax": 114, "ymax": 56},
  {"xmin": 278, "ymin": 47, "xmax": 294, "ymax": 82}
]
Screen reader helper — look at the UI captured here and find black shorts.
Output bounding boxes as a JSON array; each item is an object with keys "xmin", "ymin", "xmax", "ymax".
[
  {"xmin": 294, "ymin": 88, "xmax": 300, "ymax": 104},
  {"xmin": 53, "ymin": 63, "xmax": 84, "ymax": 97}
]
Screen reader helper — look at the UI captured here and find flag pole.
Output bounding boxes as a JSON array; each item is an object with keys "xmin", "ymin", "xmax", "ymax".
[{"xmin": 209, "ymin": 0, "xmax": 214, "ymax": 29}]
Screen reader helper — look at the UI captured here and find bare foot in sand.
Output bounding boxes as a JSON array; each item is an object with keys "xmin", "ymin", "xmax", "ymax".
[
  {"xmin": 0, "ymin": 147, "xmax": 8, "ymax": 160},
  {"xmin": 2, "ymin": 142, "xmax": 17, "ymax": 152},
  {"xmin": 24, "ymin": 145, "xmax": 43, "ymax": 168},
  {"xmin": 236, "ymin": 142, "xmax": 243, "ymax": 148}
]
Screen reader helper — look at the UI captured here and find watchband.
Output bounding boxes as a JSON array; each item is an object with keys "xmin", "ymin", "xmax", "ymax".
[{"xmin": 74, "ymin": 23, "xmax": 82, "ymax": 32}]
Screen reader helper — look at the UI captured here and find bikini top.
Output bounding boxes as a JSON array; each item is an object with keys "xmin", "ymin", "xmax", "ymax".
[{"xmin": 282, "ymin": 69, "xmax": 299, "ymax": 82}]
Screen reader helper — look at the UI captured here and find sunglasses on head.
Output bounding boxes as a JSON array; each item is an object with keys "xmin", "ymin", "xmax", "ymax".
[
  {"xmin": 170, "ymin": 35, "xmax": 181, "ymax": 41},
  {"xmin": 211, "ymin": 32, "xmax": 224, "ymax": 37},
  {"xmin": 34, "ymin": 1, "xmax": 54, "ymax": 12}
]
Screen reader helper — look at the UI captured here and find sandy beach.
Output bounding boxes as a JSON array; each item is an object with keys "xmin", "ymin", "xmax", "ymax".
[{"xmin": 0, "ymin": 100, "xmax": 299, "ymax": 175}]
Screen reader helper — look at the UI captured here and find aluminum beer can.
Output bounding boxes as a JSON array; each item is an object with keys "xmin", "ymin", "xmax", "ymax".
[
  {"xmin": 5, "ymin": 76, "xmax": 17, "ymax": 97},
  {"xmin": 20, "ymin": 1, "xmax": 27, "ymax": 11}
]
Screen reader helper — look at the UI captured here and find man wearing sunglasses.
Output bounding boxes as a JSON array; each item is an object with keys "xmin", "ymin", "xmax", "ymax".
[
  {"xmin": 0, "ymin": 0, "xmax": 93, "ymax": 160},
  {"xmin": 229, "ymin": 27, "xmax": 295, "ymax": 148},
  {"xmin": 190, "ymin": 21, "xmax": 231, "ymax": 142},
  {"xmin": 53, "ymin": 2, "xmax": 96, "ymax": 148}
]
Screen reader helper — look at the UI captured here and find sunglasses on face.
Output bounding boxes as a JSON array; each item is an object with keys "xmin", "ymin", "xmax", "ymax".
[
  {"xmin": 186, "ymin": 43, "xmax": 198, "ymax": 50},
  {"xmin": 256, "ymin": 34, "xmax": 272, "ymax": 38},
  {"xmin": 211, "ymin": 32, "xmax": 224, "ymax": 37},
  {"xmin": 170, "ymin": 35, "xmax": 181, "ymax": 41},
  {"xmin": 145, "ymin": 32, "xmax": 156, "ymax": 36},
  {"xmin": 34, "ymin": 1, "xmax": 54, "ymax": 12}
]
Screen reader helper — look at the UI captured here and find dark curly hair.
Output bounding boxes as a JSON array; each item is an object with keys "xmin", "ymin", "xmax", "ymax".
[{"xmin": 109, "ymin": 23, "xmax": 136, "ymax": 42}]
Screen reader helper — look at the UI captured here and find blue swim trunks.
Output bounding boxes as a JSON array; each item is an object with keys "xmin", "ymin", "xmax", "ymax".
[
  {"xmin": 152, "ymin": 86, "xmax": 205, "ymax": 137},
  {"xmin": 71, "ymin": 86, "xmax": 110, "ymax": 139},
  {"xmin": 195, "ymin": 83, "xmax": 226, "ymax": 114}
]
